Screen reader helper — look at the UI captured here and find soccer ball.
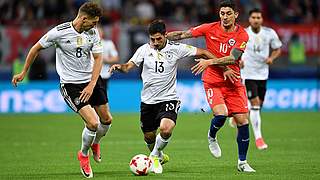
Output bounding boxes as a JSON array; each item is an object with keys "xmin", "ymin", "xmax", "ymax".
[{"xmin": 129, "ymin": 154, "xmax": 152, "ymax": 176}]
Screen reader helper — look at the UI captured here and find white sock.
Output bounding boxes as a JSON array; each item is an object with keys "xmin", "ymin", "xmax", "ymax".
[
  {"xmin": 81, "ymin": 127, "xmax": 96, "ymax": 156},
  {"xmin": 93, "ymin": 123, "xmax": 111, "ymax": 144},
  {"xmin": 150, "ymin": 134, "xmax": 170, "ymax": 157},
  {"xmin": 250, "ymin": 106, "xmax": 262, "ymax": 140}
]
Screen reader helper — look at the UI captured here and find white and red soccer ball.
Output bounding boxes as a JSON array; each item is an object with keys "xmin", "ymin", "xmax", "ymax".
[{"xmin": 129, "ymin": 154, "xmax": 152, "ymax": 176}]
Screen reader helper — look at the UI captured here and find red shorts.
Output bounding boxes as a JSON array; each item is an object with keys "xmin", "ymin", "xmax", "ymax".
[{"xmin": 204, "ymin": 82, "xmax": 248, "ymax": 116}]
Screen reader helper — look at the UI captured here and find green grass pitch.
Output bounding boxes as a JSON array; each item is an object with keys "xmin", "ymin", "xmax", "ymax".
[{"xmin": 1, "ymin": 112, "xmax": 320, "ymax": 179}]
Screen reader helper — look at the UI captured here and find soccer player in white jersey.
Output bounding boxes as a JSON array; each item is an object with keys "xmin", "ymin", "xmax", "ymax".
[
  {"xmin": 241, "ymin": 8, "xmax": 282, "ymax": 150},
  {"xmin": 97, "ymin": 26, "xmax": 119, "ymax": 91},
  {"xmin": 109, "ymin": 20, "xmax": 217, "ymax": 174},
  {"xmin": 12, "ymin": 2, "xmax": 112, "ymax": 178}
]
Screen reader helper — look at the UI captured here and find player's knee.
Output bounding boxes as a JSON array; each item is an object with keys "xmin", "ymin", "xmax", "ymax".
[
  {"xmin": 237, "ymin": 118, "xmax": 249, "ymax": 126},
  {"xmin": 101, "ymin": 115, "xmax": 112, "ymax": 125},
  {"xmin": 87, "ymin": 121, "xmax": 99, "ymax": 131},
  {"xmin": 159, "ymin": 127, "xmax": 172, "ymax": 139}
]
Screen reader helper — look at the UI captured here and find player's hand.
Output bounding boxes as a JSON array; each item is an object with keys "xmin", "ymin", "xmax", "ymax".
[
  {"xmin": 223, "ymin": 68, "xmax": 240, "ymax": 83},
  {"xmin": 239, "ymin": 60, "xmax": 244, "ymax": 68},
  {"xmin": 11, "ymin": 72, "xmax": 26, "ymax": 87},
  {"xmin": 265, "ymin": 57, "xmax": 274, "ymax": 65},
  {"xmin": 109, "ymin": 64, "xmax": 121, "ymax": 73},
  {"xmin": 191, "ymin": 58, "xmax": 211, "ymax": 75},
  {"xmin": 79, "ymin": 84, "xmax": 94, "ymax": 103}
]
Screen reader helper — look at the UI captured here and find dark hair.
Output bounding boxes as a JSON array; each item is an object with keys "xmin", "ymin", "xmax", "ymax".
[
  {"xmin": 219, "ymin": 0, "xmax": 237, "ymax": 11},
  {"xmin": 148, "ymin": 20, "xmax": 166, "ymax": 35},
  {"xmin": 79, "ymin": 2, "xmax": 102, "ymax": 18},
  {"xmin": 249, "ymin": 8, "xmax": 262, "ymax": 16}
]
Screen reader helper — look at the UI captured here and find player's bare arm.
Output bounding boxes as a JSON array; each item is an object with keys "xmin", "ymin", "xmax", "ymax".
[
  {"xmin": 109, "ymin": 61, "xmax": 136, "ymax": 73},
  {"xmin": 79, "ymin": 53, "xmax": 102, "ymax": 103},
  {"xmin": 166, "ymin": 30, "xmax": 193, "ymax": 41},
  {"xmin": 266, "ymin": 48, "xmax": 281, "ymax": 65},
  {"xmin": 195, "ymin": 48, "xmax": 217, "ymax": 59},
  {"xmin": 103, "ymin": 54, "xmax": 119, "ymax": 64},
  {"xmin": 191, "ymin": 48, "xmax": 242, "ymax": 74},
  {"xmin": 11, "ymin": 42, "xmax": 44, "ymax": 87}
]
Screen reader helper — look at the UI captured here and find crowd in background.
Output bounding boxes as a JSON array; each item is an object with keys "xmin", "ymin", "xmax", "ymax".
[{"xmin": 1, "ymin": 0, "xmax": 319, "ymax": 26}]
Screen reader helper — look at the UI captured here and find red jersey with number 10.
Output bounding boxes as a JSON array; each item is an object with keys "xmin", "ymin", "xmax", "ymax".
[{"xmin": 190, "ymin": 22, "xmax": 249, "ymax": 87}]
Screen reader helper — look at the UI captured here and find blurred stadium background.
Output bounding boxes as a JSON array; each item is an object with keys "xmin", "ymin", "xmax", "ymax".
[{"xmin": 0, "ymin": 0, "xmax": 320, "ymax": 179}]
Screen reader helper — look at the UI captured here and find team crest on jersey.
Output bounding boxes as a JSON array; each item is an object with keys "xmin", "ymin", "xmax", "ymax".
[
  {"xmin": 74, "ymin": 97, "xmax": 80, "ymax": 105},
  {"xmin": 165, "ymin": 51, "xmax": 173, "ymax": 60},
  {"xmin": 228, "ymin": 38, "xmax": 236, "ymax": 46}
]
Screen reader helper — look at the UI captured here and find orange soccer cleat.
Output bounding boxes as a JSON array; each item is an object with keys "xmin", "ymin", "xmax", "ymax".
[
  {"xmin": 77, "ymin": 151, "xmax": 93, "ymax": 178},
  {"xmin": 255, "ymin": 138, "xmax": 268, "ymax": 150},
  {"xmin": 91, "ymin": 143, "xmax": 101, "ymax": 163}
]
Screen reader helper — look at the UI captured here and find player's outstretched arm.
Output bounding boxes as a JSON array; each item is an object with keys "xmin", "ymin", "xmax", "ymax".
[
  {"xmin": 191, "ymin": 48, "xmax": 242, "ymax": 82},
  {"xmin": 11, "ymin": 42, "xmax": 43, "ymax": 87},
  {"xmin": 166, "ymin": 30, "xmax": 193, "ymax": 41},
  {"xmin": 109, "ymin": 61, "xmax": 136, "ymax": 74}
]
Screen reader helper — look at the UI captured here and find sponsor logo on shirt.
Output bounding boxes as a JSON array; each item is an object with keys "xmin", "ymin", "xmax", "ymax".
[{"xmin": 210, "ymin": 36, "xmax": 219, "ymax": 40}]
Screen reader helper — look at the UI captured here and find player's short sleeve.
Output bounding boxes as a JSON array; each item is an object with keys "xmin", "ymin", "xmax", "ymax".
[
  {"xmin": 234, "ymin": 31, "xmax": 249, "ymax": 52},
  {"xmin": 270, "ymin": 29, "xmax": 282, "ymax": 49},
  {"xmin": 38, "ymin": 27, "xmax": 58, "ymax": 48},
  {"xmin": 92, "ymin": 29, "xmax": 103, "ymax": 54},
  {"xmin": 129, "ymin": 45, "xmax": 146, "ymax": 67},
  {"xmin": 190, "ymin": 23, "xmax": 211, "ymax": 37},
  {"xmin": 177, "ymin": 43, "xmax": 197, "ymax": 59}
]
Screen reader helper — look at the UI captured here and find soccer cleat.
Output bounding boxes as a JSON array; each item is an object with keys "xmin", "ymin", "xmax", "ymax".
[
  {"xmin": 91, "ymin": 143, "xmax": 101, "ymax": 163},
  {"xmin": 160, "ymin": 153, "xmax": 169, "ymax": 165},
  {"xmin": 77, "ymin": 151, "xmax": 93, "ymax": 178},
  {"xmin": 208, "ymin": 130, "xmax": 221, "ymax": 158},
  {"xmin": 228, "ymin": 117, "xmax": 236, "ymax": 128},
  {"xmin": 237, "ymin": 160, "xmax": 256, "ymax": 173},
  {"xmin": 255, "ymin": 138, "xmax": 268, "ymax": 150},
  {"xmin": 149, "ymin": 155, "xmax": 163, "ymax": 174}
]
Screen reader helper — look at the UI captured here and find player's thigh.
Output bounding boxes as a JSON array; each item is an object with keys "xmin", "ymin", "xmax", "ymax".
[
  {"xmin": 78, "ymin": 105, "xmax": 100, "ymax": 130},
  {"xmin": 60, "ymin": 83, "xmax": 90, "ymax": 112},
  {"xmin": 245, "ymin": 79, "xmax": 259, "ymax": 100},
  {"xmin": 93, "ymin": 103, "xmax": 112, "ymax": 124},
  {"xmin": 140, "ymin": 102, "xmax": 158, "ymax": 133},
  {"xmin": 225, "ymin": 86, "xmax": 249, "ymax": 116},
  {"xmin": 203, "ymin": 83, "xmax": 228, "ymax": 115}
]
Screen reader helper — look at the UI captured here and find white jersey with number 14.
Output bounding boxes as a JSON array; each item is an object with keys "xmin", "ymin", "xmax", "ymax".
[{"xmin": 241, "ymin": 26, "xmax": 282, "ymax": 80}]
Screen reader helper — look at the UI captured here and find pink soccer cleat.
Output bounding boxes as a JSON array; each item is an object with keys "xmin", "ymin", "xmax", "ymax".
[{"xmin": 77, "ymin": 151, "xmax": 93, "ymax": 178}]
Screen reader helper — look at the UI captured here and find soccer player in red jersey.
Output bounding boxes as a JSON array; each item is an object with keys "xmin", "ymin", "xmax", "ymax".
[{"xmin": 167, "ymin": 0, "xmax": 255, "ymax": 172}]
